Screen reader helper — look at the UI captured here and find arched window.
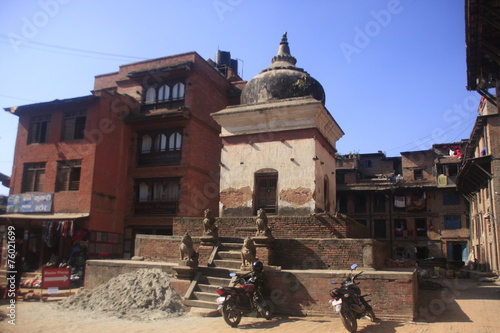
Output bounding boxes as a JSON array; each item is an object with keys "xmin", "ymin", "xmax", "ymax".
[
  {"xmin": 172, "ymin": 82, "xmax": 185, "ymax": 100},
  {"xmin": 139, "ymin": 182, "xmax": 149, "ymax": 202},
  {"xmin": 145, "ymin": 87, "xmax": 156, "ymax": 104},
  {"xmin": 169, "ymin": 132, "xmax": 182, "ymax": 151},
  {"xmin": 155, "ymin": 133, "xmax": 167, "ymax": 152},
  {"xmin": 141, "ymin": 134, "xmax": 152, "ymax": 153},
  {"xmin": 158, "ymin": 84, "xmax": 170, "ymax": 103}
]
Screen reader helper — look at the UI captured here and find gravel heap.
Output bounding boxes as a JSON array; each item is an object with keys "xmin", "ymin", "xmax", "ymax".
[{"xmin": 59, "ymin": 268, "xmax": 185, "ymax": 321}]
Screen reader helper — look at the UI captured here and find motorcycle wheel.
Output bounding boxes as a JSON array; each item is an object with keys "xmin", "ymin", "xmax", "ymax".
[
  {"xmin": 340, "ymin": 306, "xmax": 358, "ymax": 333},
  {"xmin": 222, "ymin": 299, "xmax": 242, "ymax": 327},
  {"xmin": 361, "ymin": 299, "xmax": 377, "ymax": 322},
  {"xmin": 258, "ymin": 299, "xmax": 273, "ymax": 320}
]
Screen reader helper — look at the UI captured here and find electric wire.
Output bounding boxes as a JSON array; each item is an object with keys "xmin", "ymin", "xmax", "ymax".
[
  {"xmin": 384, "ymin": 112, "xmax": 477, "ymax": 154},
  {"xmin": 0, "ymin": 34, "xmax": 148, "ymax": 61}
]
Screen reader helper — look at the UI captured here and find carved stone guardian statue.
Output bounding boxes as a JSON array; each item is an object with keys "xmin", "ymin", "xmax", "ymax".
[
  {"xmin": 255, "ymin": 208, "xmax": 273, "ymax": 239},
  {"xmin": 178, "ymin": 232, "xmax": 198, "ymax": 267},
  {"xmin": 200, "ymin": 208, "xmax": 219, "ymax": 245},
  {"xmin": 240, "ymin": 236, "xmax": 257, "ymax": 270},
  {"xmin": 203, "ymin": 208, "xmax": 218, "ymax": 237}
]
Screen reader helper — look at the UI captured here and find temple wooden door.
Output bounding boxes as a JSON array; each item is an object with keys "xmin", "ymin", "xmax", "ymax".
[{"xmin": 255, "ymin": 173, "xmax": 277, "ymax": 214}]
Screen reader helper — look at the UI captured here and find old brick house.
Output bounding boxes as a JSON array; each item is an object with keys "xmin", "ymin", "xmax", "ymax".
[
  {"xmin": 459, "ymin": 0, "xmax": 500, "ymax": 273},
  {"xmin": 1, "ymin": 51, "xmax": 243, "ymax": 267},
  {"xmin": 458, "ymin": 98, "xmax": 500, "ymax": 272},
  {"xmin": 336, "ymin": 142, "xmax": 470, "ymax": 262}
]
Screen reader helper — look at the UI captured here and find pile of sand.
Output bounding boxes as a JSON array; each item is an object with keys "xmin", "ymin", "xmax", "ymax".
[{"xmin": 59, "ymin": 268, "xmax": 185, "ymax": 321}]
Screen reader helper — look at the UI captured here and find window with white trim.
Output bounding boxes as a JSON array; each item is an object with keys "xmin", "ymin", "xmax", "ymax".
[{"xmin": 142, "ymin": 81, "xmax": 185, "ymax": 105}]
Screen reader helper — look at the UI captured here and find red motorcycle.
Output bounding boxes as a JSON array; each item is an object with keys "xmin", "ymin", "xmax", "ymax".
[{"xmin": 215, "ymin": 261, "xmax": 273, "ymax": 327}]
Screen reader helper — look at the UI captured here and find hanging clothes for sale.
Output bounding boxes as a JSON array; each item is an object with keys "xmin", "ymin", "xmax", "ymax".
[{"xmin": 44, "ymin": 221, "xmax": 52, "ymax": 247}]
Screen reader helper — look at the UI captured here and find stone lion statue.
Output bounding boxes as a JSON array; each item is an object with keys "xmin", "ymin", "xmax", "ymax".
[
  {"xmin": 241, "ymin": 236, "xmax": 257, "ymax": 268},
  {"xmin": 255, "ymin": 208, "xmax": 272, "ymax": 237},
  {"xmin": 179, "ymin": 232, "xmax": 197, "ymax": 261},
  {"xmin": 203, "ymin": 208, "xmax": 218, "ymax": 236}
]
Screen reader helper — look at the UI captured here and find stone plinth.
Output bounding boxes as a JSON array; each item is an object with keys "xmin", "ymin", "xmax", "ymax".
[
  {"xmin": 200, "ymin": 234, "xmax": 218, "ymax": 246},
  {"xmin": 253, "ymin": 236, "xmax": 274, "ymax": 266},
  {"xmin": 172, "ymin": 264, "xmax": 197, "ymax": 280}
]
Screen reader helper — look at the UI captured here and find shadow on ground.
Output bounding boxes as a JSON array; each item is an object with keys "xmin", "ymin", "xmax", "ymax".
[
  {"xmin": 357, "ymin": 320, "xmax": 409, "ymax": 332},
  {"xmin": 235, "ymin": 316, "xmax": 305, "ymax": 330},
  {"xmin": 415, "ymin": 278, "xmax": 500, "ymax": 323}
]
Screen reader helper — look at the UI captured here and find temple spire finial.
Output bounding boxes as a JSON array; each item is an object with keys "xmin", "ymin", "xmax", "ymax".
[
  {"xmin": 272, "ymin": 32, "xmax": 297, "ymax": 66},
  {"xmin": 281, "ymin": 32, "xmax": 288, "ymax": 44}
]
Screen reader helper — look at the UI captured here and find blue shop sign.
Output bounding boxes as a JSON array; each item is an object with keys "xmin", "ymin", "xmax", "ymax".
[{"xmin": 7, "ymin": 193, "xmax": 53, "ymax": 213}]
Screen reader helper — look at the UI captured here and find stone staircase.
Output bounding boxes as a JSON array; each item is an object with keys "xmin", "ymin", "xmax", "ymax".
[{"xmin": 183, "ymin": 238, "xmax": 244, "ymax": 313}]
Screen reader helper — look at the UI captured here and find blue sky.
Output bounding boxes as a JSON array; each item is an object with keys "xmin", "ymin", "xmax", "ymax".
[{"xmin": 0, "ymin": 0, "xmax": 479, "ymax": 195}]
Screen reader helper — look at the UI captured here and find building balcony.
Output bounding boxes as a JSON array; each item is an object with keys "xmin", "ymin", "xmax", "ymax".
[
  {"xmin": 134, "ymin": 201, "xmax": 178, "ymax": 215},
  {"xmin": 138, "ymin": 151, "xmax": 181, "ymax": 166}
]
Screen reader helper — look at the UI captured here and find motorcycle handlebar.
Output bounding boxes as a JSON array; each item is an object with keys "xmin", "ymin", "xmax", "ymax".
[{"xmin": 352, "ymin": 270, "xmax": 364, "ymax": 280}]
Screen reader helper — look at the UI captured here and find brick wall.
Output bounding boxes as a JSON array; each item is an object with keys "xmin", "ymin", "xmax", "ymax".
[
  {"xmin": 264, "ymin": 269, "xmax": 416, "ymax": 320},
  {"xmin": 85, "ymin": 260, "xmax": 417, "ymax": 320},
  {"xmin": 173, "ymin": 214, "xmax": 369, "ymax": 239},
  {"xmin": 135, "ymin": 235, "xmax": 199, "ymax": 262},
  {"xmin": 273, "ymin": 238, "xmax": 388, "ymax": 269},
  {"xmin": 135, "ymin": 234, "xmax": 389, "ymax": 270}
]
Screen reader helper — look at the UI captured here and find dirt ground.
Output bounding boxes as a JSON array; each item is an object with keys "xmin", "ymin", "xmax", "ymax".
[{"xmin": 1, "ymin": 277, "xmax": 499, "ymax": 333}]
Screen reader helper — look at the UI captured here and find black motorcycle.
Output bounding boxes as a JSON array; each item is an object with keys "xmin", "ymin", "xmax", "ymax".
[
  {"xmin": 329, "ymin": 264, "xmax": 377, "ymax": 332},
  {"xmin": 215, "ymin": 261, "xmax": 273, "ymax": 327}
]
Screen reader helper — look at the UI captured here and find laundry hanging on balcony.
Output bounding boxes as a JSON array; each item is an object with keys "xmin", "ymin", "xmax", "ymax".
[{"xmin": 394, "ymin": 196, "xmax": 405, "ymax": 208}]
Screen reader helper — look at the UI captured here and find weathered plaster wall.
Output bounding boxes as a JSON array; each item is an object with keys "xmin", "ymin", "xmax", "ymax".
[
  {"xmin": 219, "ymin": 138, "xmax": 317, "ymax": 216},
  {"xmin": 313, "ymin": 139, "xmax": 337, "ymax": 213}
]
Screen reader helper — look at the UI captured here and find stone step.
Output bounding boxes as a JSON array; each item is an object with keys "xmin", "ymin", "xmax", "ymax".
[
  {"xmin": 213, "ymin": 259, "xmax": 241, "ymax": 270},
  {"xmin": 198, "ymin": 266, "xmax": 233, "ymax": 278},
  {"xmin": 220, "ymin": 237, "xmax": 243, "ymax": 244},
  {"xmin": 184, "ymin": 241, "xmax": 245, "ymax": 314},
  {"xmin": 218, "ymin": 250, "xmax": 241, "ymax": 260},
  {"xmin": 203, "ymin": 276, "xmax": 231, "ymax": 286},
  {"xmin": 188, "ymin": 307, "xmax": 220, "ymax": 317},
  {"xmin": 184, "ymin": 299, "xmax": 218, "ymax": 310},
  {"xmin": 198, "ymin": 283, "xmax": 220, "ymax": 293},
  {"xmin": 193, "ymin": 291, "xmax": 219, "ymax": 303},
  {"xmin": 220, "ymin": 243, "xmax": 243, "ymax": 250}
]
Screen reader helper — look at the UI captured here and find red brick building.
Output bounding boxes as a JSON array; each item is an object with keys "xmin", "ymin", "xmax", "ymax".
[{"xmin": 1, "ymin": 51, "xmax": 243, "ymax": 269}]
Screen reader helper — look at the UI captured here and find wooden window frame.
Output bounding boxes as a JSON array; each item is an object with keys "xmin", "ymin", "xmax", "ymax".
[
  {"xmin": 21, "ymin": 162, "xmax": 46, "ymax": 193},
  {"xmin": 56, "ymin": 159, "xmax": 82, "ymax": 192}
]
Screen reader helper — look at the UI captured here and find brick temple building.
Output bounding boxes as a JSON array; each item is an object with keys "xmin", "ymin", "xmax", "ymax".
[{"xmin": 212, "ymin": 33, "xmax": 344, "ymax": 217}]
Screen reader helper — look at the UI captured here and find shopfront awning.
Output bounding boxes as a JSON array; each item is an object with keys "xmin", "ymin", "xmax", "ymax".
[{"xmin": 0, "ymin": 213, "xmax": 89, "ymax": 220}]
